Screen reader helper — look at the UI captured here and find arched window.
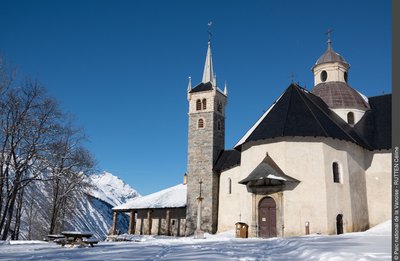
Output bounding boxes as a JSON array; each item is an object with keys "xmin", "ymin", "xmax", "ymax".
[
  {"xmin": 227, "ymin": 178, "xmax": 232, "ymax": 194},
  {"xmin": 202, "ymin": 98, "xmax": 207, "ymax": 110},
  {"xmin": 333, "ymin": 162, "xmax": 340, "ymax": 183},
  {"xmin": 344, "ymin": 72, "xmax": 348, "ymax": 83},
  {"xmin": 198, "ymin": 118, "xmax": 204, "ymax": 129},
  {"xmin": 196, "ymin": 99, "xmax": 202, "ymax": 111},
  {"xmin": 347, "ymin": 112, "xmax": 354, "ymax": 125}
]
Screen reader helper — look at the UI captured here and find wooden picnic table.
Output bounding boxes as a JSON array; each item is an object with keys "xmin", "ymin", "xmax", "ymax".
[
  {"xmin": 47, "ymin": 234, "xmax": 65, "ymax": 241},
  {"xmin": 54, "ymin": 231, "xmax": 99, "ymax": 247}
]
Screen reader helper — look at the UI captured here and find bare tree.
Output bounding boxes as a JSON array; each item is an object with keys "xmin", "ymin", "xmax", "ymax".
[
  {"xmin": 0, "ymin": 57, "xmax": 95, "ymax": 240},
  {"xmin": 0, "ymin": 81, "xmax": 61, "ymax": 239},
  {"xmin": 46, "ymin": 125, "xmax": 94, "ymax": 234},
  {"xmin": 0, "ymin": 57, "xmax": 15, "ymax": 231}
]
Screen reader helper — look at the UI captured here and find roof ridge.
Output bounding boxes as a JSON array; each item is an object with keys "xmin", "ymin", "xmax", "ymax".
[
  {"xmin": 234, "ymin": 93, "xmax": 284, "ymax": 148},
  {"xmin": 368, "ymin": 93, "xmax": 392, "ymax": 99},
  {"xmin": 293, "ymin": 85, "xmax": 330, "ymax": 137},
  {"xmin": 281, "ymin": 85, "xmax": 294, "ymax": 136}
]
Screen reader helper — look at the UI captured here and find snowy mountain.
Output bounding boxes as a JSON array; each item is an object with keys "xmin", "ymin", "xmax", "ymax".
[
  {"xmin": 67, "ymin": 172, "xmax": 140, "ymax": 239},
  {"xmin": 89, "ymin": 172, "xmax": 140, "ymax": 206},
  {"xmin": 19, "ymin": 171, "xmax": 139, "ymax": 241}
]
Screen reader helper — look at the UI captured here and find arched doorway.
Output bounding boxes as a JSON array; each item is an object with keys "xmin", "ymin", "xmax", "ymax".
[
  {"xmin": 258, "ymin": 197, "xmax": 277, "ymax": 238},
  {"xmin": 336, "ymin": 214, "xmax": 343, "ymax": 235}
]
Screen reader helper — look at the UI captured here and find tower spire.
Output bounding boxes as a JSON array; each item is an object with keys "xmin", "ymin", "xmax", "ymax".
[
  {"xmin": 202, "ymin": 22, "xmax": 215, "ymax": 85},
  {"xmin": 187, "ymin": 76, "xmax": 192, "ymax": 92},
  {"xmin": 224, "ymin": 81, "xmax": 228, "ymax": 95}
]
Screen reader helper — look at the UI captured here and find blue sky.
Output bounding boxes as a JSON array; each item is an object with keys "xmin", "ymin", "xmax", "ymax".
[{"xmin": 0, "ymin": 0, "xmax": 391, "ymax": 195}]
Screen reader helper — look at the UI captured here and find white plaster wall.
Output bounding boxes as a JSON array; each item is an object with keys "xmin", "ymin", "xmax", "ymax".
[
  {"xmin": 218, "ymin": 165, "xmax": 252, "ymax": 233},
  {"xmin": 345, "ymin": 143, "xmax": 370, "ymax": 232},
  {"xmin": 331, "ymin": 108, "xmax": 366, "ymax": 125},
  {"xmin": 321, "ymin": 142, "xmax": 352, "ymax": 234},
  {"xmin": 365, "ymin": 151, "xmax": 392, "ymax": 227},
  {"xmin": 321, "ymin": 140, "xmax": 369, "ymax": 234},
  {"xmin": 278, "ymin": 141, "xmax": 328, "ymax": 236},
  {"xmin": 313, "ymin": 62, "xmax": 348, "ymax": 85},
  {"xmin": 237, "ymin": 138, "xmax": 329, "ymax": 237},
  {"xmin": 218, "ymin": 137, "xmax": 389, "ymax": 237}
]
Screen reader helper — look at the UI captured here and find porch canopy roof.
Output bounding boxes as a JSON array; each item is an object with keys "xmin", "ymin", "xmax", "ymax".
[{"xmin": 239, "ymin": 154, "xmax": 298, "ymax": 185}]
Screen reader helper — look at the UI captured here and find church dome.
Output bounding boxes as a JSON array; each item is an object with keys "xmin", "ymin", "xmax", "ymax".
[
  {"xmin": 311, "ymin": 81, "xmax": 370, "ymax": 110},
  {"xmin": 313, "ymin": 44, "xmax": 349, "ymax": 69}
]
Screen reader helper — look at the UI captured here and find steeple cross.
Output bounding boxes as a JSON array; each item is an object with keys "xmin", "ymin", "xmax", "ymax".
[
  {"xmin": 289, "ymin": 72, "xmax": 295, "ymax": 83},
  {"xmin": 199, "ymin": 179, "xmax": 203, "ymax": 198},
  {"xmin": 325, "ymin": 29, "xmax": 333, "ymax": 42}
]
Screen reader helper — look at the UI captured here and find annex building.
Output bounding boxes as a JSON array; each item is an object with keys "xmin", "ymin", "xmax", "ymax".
[{"xmin": 112, "ymin": 35, "xmax": 391, "ymax": 238}]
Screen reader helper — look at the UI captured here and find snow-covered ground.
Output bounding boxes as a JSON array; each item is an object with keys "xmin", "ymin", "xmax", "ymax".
[{"xmin": 0, "ymin": 221, "xmax": 391, "ymax": 260}]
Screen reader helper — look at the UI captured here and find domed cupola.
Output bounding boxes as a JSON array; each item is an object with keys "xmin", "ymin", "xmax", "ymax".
[
  {"xmin": 311, "ymin": 31, "xmax": 370, "ymax": 126},
  {"xmin": 313, "ymin": 39, "xmax": 349, "ymax": 70}
]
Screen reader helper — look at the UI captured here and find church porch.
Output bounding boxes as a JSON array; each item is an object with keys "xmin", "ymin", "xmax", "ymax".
[{"xmin": 111, "ymin": 207, "xmax": 186, "ymax": 237}]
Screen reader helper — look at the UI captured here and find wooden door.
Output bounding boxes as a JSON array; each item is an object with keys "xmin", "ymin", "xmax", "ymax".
[
  {"xmin": 258, "ymin": 197, "xmax": 277, "ymax": 238},
  {"xmin": 336, "ymin": 214, "xmax": 343, "ymax": 234}
]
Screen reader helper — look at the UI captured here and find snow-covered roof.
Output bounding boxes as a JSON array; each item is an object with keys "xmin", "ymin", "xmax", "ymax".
[{"xmin": 113, "ymin": 184, "xmax": 187, "ymax": 211}]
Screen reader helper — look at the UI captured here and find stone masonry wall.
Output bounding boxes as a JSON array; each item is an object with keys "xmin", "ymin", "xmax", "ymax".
[{"xmin": 186, "ymin": 91, "xmax": 226, "ymax": 235}]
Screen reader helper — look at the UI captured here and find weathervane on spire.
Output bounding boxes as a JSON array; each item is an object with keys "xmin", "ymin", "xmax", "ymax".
[{"xmin": 208, "ymin": 21, "xmax": 213, "ymax": 42}]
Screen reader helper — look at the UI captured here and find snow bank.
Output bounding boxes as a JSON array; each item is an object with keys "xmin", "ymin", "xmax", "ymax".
[{"xmin": 363, "ymin": 219, "xmax": 391, "ymax": 235}]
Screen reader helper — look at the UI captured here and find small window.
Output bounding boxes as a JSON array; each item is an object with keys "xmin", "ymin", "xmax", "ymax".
[
  {"xmin": 333, "ymin": 162, "xmax": 340, "ymax": 183},
  {"xmin": 198, "ymin": 118, "xmax": 204, "ymax": 129},
  {"xmin": 217, "ymin": 121, "xmax": 221, "ymax": 130},
  {"xmin": 217, "ymin": 101, "xmax": 222, "ymax": 113},
  {"xmin": 320, "ymin": 70, "xmax": 327, "ymax": 82},
  {"xmin": 196, "ymin": 99, "xmax": 202, "ymax": 111},
  {"xmin": 202, "ymin": 99, "xmax": 207, "ymax": 110},
  {"xmin": 227, "ymin": 178, "xmax": 232, "ymax": 194},
  {"xmin": 344, "ymin": 72, "xmax": 348, "ymax": 83},
  {"xmin": 347, "ymin": 112, "xmax": 354, "ymax": 125}
]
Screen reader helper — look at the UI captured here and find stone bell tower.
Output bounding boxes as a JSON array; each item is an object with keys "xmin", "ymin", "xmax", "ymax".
[{"xmin": 185, "ymin": 37, "xmax": 227, "ymax": 235}]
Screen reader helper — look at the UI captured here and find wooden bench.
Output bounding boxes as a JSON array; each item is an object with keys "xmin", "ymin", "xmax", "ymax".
[
  {"xmin": 82, "ymin": 238, "xmax": 99, "ymax": 247},
  {"xmin": 54, "ymin": 238, "xmax": 67, "ymax": 246},
  {"xmin": 59, "ymin": 231, "xmax": 98, "ymax": 247}
]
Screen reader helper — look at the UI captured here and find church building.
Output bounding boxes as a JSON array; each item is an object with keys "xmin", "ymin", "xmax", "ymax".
[
  {"xmin": 113, "ymin": 33, "xmax": 391, "ymax": 238},
  {"xmin": 185, "ymin": 34, "xmax": 391, "ymax": 237}
]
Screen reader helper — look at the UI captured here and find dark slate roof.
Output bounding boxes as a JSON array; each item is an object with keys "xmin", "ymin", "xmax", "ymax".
[
  {"xmin": 214, "ymin": 150, "xmax": 241, "ymax": 172},
  {"xmin": 311, "ymin": 81, "xmax": 370, "ymax": 110},
  {"xmin": 189, "ymin": 82, "xmax": 213, "ymax": 93},
  {"xmin": 313, "ymin": 44, "xmax": 349, "ymax": 69},
  {"xmin": 235, "ymin": 83, "xmax": 371, "ymax": 150},
  {"xmin": 239, "ymin": 154, "xmax": 298, "ymax": 184},
  {"xmin": 354, "ymin": 94, "xmax": 392, "ymax": 150}
]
